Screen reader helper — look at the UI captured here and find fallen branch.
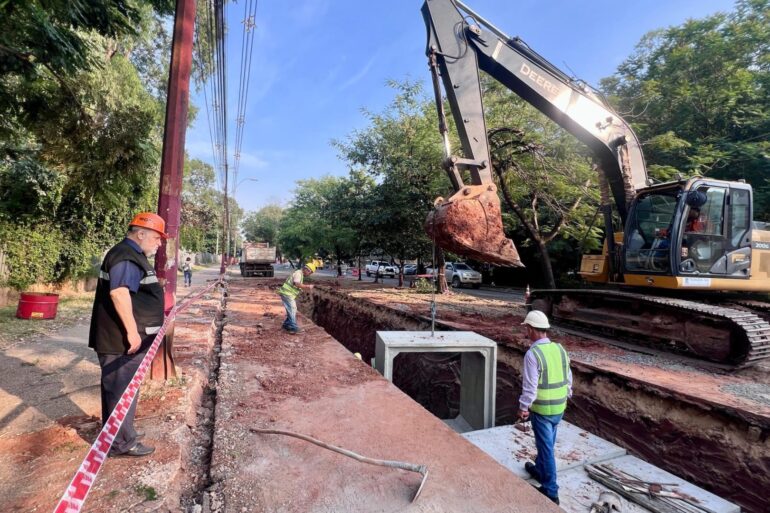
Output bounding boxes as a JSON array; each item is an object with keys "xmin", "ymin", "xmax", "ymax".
[{"xmin": 249, "ymin": 427, "xmax": 429, "ymax": 503}]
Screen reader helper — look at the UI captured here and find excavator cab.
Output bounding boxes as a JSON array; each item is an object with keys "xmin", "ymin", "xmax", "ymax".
[{"xmin": 623, "ymin": 179, "xmax": 754, "ymax": 281}]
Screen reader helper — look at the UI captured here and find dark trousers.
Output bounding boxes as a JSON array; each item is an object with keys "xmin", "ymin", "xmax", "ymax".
[{"xmin": 97, "ymin": 349, "xmax": 147, "ymax": 453}]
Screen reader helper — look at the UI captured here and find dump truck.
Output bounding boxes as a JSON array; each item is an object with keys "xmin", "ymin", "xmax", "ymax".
[
  {"xmin": 421, "ymin": 0, "xmax": 770, "ymax": 367},
  {"xmin": 240, "ymin": 242, "xmax": 276, "ymax": 277}
]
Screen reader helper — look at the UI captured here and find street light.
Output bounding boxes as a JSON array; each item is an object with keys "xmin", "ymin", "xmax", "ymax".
[{"xmin": 233, "ymin": 177, "xmax": 259, "ymax": 191}]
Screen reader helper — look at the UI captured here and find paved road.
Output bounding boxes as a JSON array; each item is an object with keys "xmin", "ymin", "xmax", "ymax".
[{"xmin": 271, "ymin": 264, "xmax": 525, "ymax": 303}]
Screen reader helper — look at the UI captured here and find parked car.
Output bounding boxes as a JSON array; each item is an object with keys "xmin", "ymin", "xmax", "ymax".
[
  {"xmin": 365, "ymin": 260, "xmax": 396, "ymax": 278},
  {"xmin": 445, "ymin": 262, "xmax": 482, "ymax": 289},
  {"xmin": 403, "ymin": 264, "xmax": 418, "ymax": 275}
]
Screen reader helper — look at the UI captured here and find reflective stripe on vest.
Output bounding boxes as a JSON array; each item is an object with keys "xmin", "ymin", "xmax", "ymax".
[
  {"xmin": 98, "ymin": 270, "xmax": 157, "ymax": 284},
  {"xmin": 530, "ymin": 342, "xmax": 569, "ymax": 416},
  {"xmin": 278, "ymin": 272, "xmax": 303, "ymax": 299}
]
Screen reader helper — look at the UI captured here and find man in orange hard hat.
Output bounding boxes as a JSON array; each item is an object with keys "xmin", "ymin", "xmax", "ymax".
[{"xmin": 88, "ymin": 212, "xmax": 168, "ymax": 457}]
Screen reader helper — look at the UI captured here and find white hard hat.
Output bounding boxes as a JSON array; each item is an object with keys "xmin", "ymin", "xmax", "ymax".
[{"xmin": 521, "ymin": 310, "xmax": 550, "ymax": 329}]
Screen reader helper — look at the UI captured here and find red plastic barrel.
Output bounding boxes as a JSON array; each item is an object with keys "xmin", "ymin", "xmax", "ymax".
[{"xmin": 16, "ymin": 292, "xmax": 59, "ymax": 320}]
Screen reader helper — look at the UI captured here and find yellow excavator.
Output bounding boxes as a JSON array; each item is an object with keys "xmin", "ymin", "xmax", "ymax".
[{"xmin": 421, "ymin": 0, "xmax": 770, "ymax": 367}]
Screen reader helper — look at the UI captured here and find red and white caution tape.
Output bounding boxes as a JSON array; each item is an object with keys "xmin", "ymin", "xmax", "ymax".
[{"xmin": 53, "ymin": 278, "xmax": 223, "ymax": 513}]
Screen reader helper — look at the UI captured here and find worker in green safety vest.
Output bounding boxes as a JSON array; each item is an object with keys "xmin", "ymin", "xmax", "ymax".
[
  {"xmin": 277, "ymin": 261, "xmax": 316, "ymax": 334},
  {"xmin": 517, "ymin": 310, "xmax": 572, "ymax": 506}
]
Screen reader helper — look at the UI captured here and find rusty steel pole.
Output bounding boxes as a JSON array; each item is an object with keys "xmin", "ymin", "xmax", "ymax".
[{"xmin": 152, "ymin": 0, "xmax": 197, "ymax": 380}]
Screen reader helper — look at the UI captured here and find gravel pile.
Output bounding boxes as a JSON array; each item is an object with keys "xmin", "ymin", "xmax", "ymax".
[
  {"xmin": 570, "ymin": 349, "xmax": 700, "ymax": 373},
  {"xmin": 721, "ymin": 383, "xmax": 770, "ymax": 407}
]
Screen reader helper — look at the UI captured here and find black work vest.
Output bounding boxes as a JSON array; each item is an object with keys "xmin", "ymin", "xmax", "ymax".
[{"xmin": 88, "ymin": 239, "xmax": 165, "ymax": 354}]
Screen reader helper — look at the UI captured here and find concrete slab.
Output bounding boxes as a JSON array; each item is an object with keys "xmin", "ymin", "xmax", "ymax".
[
  {"xmin": 375, "ymin": 331, "xmax": 497, "ymax": 429},
  {"xmin": 462, "ymin": 422, "xmax": 627, "ymax": 479},
  {"xmin": 443, "ymin": 415, "xmax": 473, "ymax": 433},
  {"xmin": 463, "ymin": 421, "xmax": 739, "ymax": 513},
  {"xmin": 557, "ymin": 456, "xmax": 740, "ymax": 513}
]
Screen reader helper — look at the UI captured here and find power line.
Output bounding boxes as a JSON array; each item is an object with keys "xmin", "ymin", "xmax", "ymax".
[{"xmin": 231, "ymin": 0, "xmax": 260, "ymax": 194}]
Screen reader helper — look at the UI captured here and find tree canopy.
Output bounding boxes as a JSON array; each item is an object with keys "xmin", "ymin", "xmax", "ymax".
[{"xmin": 600, "ymin": 0, "xmax": 770, "ymax": 217}]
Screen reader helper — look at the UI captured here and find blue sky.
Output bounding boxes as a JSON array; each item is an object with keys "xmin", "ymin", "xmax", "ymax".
[{"xmin": 185, "ymin": 0, "xmax": 737, "ymax": 214}]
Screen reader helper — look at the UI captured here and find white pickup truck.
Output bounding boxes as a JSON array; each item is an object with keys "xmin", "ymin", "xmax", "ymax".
[
  {"xmin": 445, "ymin": 262, "xmax": 482, "ymax": 288},
  {"xmin": 365, "ymin": 260, "xmax": 397, "ymax": 278}
]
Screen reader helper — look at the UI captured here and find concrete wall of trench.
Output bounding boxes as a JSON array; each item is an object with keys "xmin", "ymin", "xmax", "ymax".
[{"xmin": 301, "ymin": 287, "xmax": 770, "ymax": 513}]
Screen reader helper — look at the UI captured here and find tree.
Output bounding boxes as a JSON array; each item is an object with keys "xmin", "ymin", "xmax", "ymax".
[
  {"xmin": 472, "ymin": 77, "xmax": 601, "ymax": 288},
  {"xmin": 335, "ymin": 80, "xmax": 446, "ymax": 287},
  {"xmin": 180, "ymin": 157, "xmax": 223, "ymax": 252},
  {"xmin": 0, "ymin": 1, "xmax": 178, "ymax": 289},
  {"xmin": 278, "ymin": 177, "xmax": 348, "ymax": 266},
  {"xmin": 242, "ymin": 204, "xmax": 283, "ymax": 247},
  {"xmin": 600, "ymin": 0, "xmax": 770, "ymax": 218}
]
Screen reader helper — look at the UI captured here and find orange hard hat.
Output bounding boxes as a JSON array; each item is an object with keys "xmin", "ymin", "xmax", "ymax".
[{"xmin": 129, "ymin": 212, "xmax": 169, "ymax": 239}]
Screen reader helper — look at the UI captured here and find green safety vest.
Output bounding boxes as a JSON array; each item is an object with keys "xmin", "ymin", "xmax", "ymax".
[
  {"xmin": 530, "ymin": 342, "xmax": 570, "ymax": 416},
  {"xmin": 278, "ymin": 271, "xmax": 303, "ymax": 299}
]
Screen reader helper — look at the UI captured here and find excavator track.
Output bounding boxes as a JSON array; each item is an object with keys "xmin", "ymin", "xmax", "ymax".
[{"xmin": 528, "ymin": 289, "xmax": 770, "ymax": 368}]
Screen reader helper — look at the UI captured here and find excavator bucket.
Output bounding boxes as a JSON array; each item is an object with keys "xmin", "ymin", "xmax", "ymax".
[{"xmin": 425, "ymin": 185, "xmax": 523, "ymax": 267}]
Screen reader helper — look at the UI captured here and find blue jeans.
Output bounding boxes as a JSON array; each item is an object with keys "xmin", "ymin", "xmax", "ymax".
[
  {"xmin": 280, "ymin": 294, "xmax": 299, "ymax": 331},
  {"xmin": 531, "ymin": 412, "xmax": 563, "ymax": 498},
  {"xmin": 183, "ymin": 270, "xmax": 192, "ymax": 286}
]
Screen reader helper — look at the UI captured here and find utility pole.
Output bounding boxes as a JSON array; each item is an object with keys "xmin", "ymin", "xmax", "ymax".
[{"xmin": 152, "ymin": 0, "xmax": 197, "ymax": 380}]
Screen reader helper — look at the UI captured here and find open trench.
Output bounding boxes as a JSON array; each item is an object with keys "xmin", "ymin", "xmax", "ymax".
[
  {"xmin": 300, "ymin": 287, "xmax": 770, "ymax": 513},
  {"xmin": 179, "ymin": 285, "xmax": 227, "ymax": 513}
]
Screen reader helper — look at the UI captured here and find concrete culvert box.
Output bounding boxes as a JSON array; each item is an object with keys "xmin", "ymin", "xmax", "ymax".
[{"xmin": 375, "ymin": 331, "xmax": 497, "ymax": 431}]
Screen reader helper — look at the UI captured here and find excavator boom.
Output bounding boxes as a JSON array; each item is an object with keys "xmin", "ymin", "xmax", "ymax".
[
  {"xmin": 422, "ymin": 0, "xmax": 770, "ymax": 368},
  {"xmin": 421, "ymin": 0, "xmax": 648, "ymax": 265}
]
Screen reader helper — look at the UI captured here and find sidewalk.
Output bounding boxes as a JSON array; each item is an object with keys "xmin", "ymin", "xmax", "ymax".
[{"xmin": 0, "ymin": 265, "xmax": 223, "ymax": 512}]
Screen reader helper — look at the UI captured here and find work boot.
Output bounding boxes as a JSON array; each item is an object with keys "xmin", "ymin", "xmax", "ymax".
[
  {"xmin": 110, "ymin": 442, "xmax": 155, "ymax": 458},
  {"xmin": 525, "ymin": 461, "xmax": 541, "ymax": 482},
  {"xmin": 289, "ymin": 328, "xmax": 302, "ymax": 335},
  {"xmin": 537, "ymin": 486, "xmax": 559, "ymax": 505}
]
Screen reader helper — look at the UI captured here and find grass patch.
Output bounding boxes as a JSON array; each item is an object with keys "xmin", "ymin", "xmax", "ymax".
[
  {"xmin": 135, "ymin": 484, "xmax": 158, "ymax": 501},
  {"xmin": 0, "ymin": 294, "xmax": 93, "ymax": 349},
  {"xmin": 411, "ymin": 278, "xmax": 436, "ymax": 294},
  {"xmin": 54, "ymin": 441, "xmax": 80, "ymax": 454},
  {"xmin": 167, "ymin": 375, "xmax": 189, "ymax": 388}
]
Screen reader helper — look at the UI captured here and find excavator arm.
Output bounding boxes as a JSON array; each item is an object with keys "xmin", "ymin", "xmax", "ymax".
[{"xmin": 422, "ymin": 0, "xmax": 648, "ymax": 266}]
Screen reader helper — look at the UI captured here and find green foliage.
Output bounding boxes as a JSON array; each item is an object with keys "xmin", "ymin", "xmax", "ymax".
[
  {"xmin": 278, "ymin": 176, "xmax": 353, "ymax": 261},
  {"xmin": 0, "ymin": 0, "xmax": 173, "ymax": 78},
  {"xmin": 413, "ymin": 277, "xmax": 435, "ymax": 294},
  {"xmin": 0, "ymin": 1, "xmax": 177, "ymax": 289},
  {"xmin": 0, "ymin": 222, "xmax": 64, "ymax": 290},
  {"xmin": 0, "ymin": 153, "xmax": 64, "ymax": 222},
  {"xmin": 334, "ymin": 81, "xmax": 445, "ymax": 271},
  {"xmin": 601, "ymin": 0, "xmax": 770, "ymax": 218},
  {"xmin": 481, "ymin": 77, "xmax": 601, "ymax": 287},
  {"xmin": 180, "ymin": 157, "xmax": 227, "ymax": 253},
  {"xmin": 135, "ymin": 484, "xmax": 158, "ymax": 501},
  {"xmin": 242, "ymin": 204, "xmax": 283, "ymax": 246}
]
